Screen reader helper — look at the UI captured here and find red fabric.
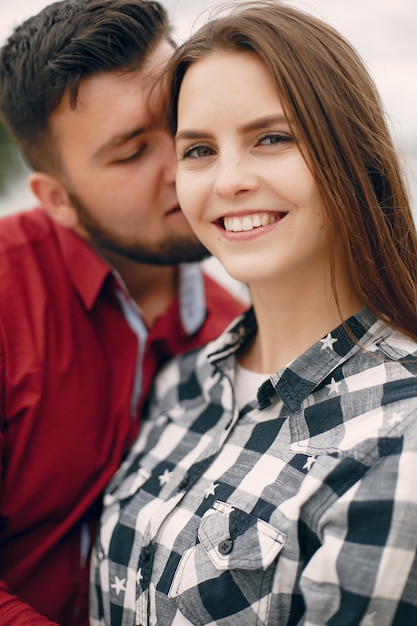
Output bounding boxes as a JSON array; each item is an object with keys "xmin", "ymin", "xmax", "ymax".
[{"xmin": 0, "ymin": 208, "xmax": 245, "ymax": 625}]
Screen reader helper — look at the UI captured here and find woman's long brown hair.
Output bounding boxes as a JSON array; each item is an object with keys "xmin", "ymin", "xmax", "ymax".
[{"xmin": 166, "ymin": 1, "xmax": 417, "ymax": 340}]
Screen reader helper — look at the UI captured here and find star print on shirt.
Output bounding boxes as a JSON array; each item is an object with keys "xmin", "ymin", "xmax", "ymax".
[
  {"xmin": 320, "ymin": 333, "xmax": 338, "ymax": 351},
  {"xmin": 303, "ymin": 456, "xmax": 317, "ymax": 471},
  {"xmin": 388, "ymin": 410, "xmax": 404, "ymax": 426},
  {"xmin": 111, "ymin": 576, "xmax": 126, "ymax": 596},
  {"xmin": 136, "ymin": 569, "xmax": 143, "ymax": 585},
  {"xmin": 204, "ymin": 482, "xmax": 219, "ymax": 499},
  {"xmin": 326, "ymin": 377, "xmax": 341, "ymax": 395},
  {"xmin": 158, "ymin": 469, "xmax": 172, "ymax": 487}
]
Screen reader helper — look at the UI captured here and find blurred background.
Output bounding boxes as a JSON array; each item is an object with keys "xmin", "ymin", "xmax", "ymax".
[{"xmin": 0, "ymin": 0, "xmax": 416, "ymax": 217}]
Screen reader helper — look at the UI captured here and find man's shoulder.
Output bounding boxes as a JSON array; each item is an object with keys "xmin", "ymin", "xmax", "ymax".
[
  {"xmin": 0, "ymin": 207, "xmax": 53, "ymax": 254},
  {"xmin": 0, "ymin": 208, "xmax": 63, "ymax": 300}
]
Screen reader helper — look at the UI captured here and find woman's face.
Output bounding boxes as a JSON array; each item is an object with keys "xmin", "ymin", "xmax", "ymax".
[{"xmin": 175, "ymin": 51, "xmax": 331, "ymax": 288}]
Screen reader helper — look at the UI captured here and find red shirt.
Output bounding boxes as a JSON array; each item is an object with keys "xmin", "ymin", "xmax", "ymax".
[{"xmin": 0, "ymin": 209, "xmax": 246, "ymax": 625}]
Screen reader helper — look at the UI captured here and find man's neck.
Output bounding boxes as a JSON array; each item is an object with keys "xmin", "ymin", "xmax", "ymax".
[
  {"xmin": 105, "ymin": 251, "xmax": 179, "ymax": 327},
  {"xmin": 132, "ymin": 265, "xmax": 178, "ymax": 328}
]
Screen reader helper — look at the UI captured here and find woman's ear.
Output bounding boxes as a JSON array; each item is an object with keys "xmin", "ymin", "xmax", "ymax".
[{"xmin": 29, "ymin": 171, "xmax": 80, "ymax": 230}]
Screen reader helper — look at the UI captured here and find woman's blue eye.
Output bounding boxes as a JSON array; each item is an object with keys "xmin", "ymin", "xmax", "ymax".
[
  {"xmin": 259, "ymin": 133, "xmax": 291, "ymax": 145},
  {"xmin": 184, "ymin": 145, "xmax": 214, "ymax": 159}
]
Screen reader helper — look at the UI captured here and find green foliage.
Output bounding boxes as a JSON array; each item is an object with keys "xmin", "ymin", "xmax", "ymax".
[{"xmin": 0, "ymin": 122, "xmax": 26, "ymax": 195}]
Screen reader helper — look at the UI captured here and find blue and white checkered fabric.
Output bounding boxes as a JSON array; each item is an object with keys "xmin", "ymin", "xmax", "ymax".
[{"xmin": 91, "ymin": 308, "xmax": 417, "ymax": 625}]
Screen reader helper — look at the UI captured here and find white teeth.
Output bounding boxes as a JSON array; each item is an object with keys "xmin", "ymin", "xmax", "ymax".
[
  {"xmin": 223, "ymin": 213, "xmax": 277, "ymax": 233},
  {"xmin": 242, "ymin": 217, "xmax": 253, "ymax": 231},
  {"xmin": 232, "ymin": 217, "xmax": 243, "ymax": 232}
]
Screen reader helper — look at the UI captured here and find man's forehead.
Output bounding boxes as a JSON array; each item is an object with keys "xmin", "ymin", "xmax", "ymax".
[
  {"xmin": 48, "ymin": 79, "xmax": 147, "ymax": 163},
  {"xmin": 48, "ymin": 41, "xmax": 174, "ymax": 158}
]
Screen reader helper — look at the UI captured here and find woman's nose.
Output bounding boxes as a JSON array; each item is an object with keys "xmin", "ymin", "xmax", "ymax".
[{"xmin": 213, "ymin": 156, "xmax": 259, "ymax": 198}]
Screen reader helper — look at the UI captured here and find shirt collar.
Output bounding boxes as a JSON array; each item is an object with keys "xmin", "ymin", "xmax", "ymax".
[
  {"xmin": 55, "ymin": 220, "xmax": 207, "ymax": 332},
  {"xmin": 54, "ymin": 221, "xmax": 111, "ymax": 311},
  {"xmin": 177, "ymin": 263, "xmax": 207, "ymax": 335},
  {"xmin": 207, "ymin": 307, "xmax": 390, "ymax": 412},
  {"xmin": 111, "ymin": 261, "xmax": 207, "ymax": 336}
]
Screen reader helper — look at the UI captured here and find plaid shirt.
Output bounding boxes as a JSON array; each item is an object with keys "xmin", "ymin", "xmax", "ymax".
[{"xmin": 90, "ymin": 308, "xmax": 417, "ymax": 626}]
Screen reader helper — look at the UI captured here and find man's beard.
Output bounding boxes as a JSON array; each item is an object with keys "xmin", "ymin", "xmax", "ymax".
[{"xmin": 67, "ymin": 190, "xmax": 210, "ymax": 266}]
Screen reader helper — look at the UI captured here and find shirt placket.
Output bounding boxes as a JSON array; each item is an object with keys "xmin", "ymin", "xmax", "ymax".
[{"xmin": 135, "ymin": 368, "xmax": 240, "ymax": 625}]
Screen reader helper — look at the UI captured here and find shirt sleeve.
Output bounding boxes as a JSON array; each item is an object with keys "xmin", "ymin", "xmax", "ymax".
[
  {"xmin": 0, "ymin": 581, "xmax": 59, "ymax": 625},
  {"xmin": 300, "ymin": 427, "xmax": 417, "ymax": 625},
  {"xmin": 0, "ymin": 330, "xmax": 58, "ymax": 626}
]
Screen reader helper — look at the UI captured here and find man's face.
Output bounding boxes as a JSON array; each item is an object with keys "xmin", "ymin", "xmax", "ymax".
[{"xmin": 49, "ymin": 41, "xmax": 207, "ymax": 266}]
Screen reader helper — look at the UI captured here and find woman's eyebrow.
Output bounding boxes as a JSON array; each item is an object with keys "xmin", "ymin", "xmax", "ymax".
[
  {"xmin": 176, "ymin": 114, "xmax": 290, "ymax": 143},
  {"xmin": 238, "ymin": 114, "xmax": 289, "ymax": 134},
  {"xmin": 175, "ymin": 130, "xmax": 212, "ymax": 143}
]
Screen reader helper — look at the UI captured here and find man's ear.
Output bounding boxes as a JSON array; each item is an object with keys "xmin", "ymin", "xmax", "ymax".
[{"xmin": 29, "ymin": 172, "xmax": 80, "ymax": 230}]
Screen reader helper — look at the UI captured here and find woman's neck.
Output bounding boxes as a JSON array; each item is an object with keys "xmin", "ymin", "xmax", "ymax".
[{"xmin": 239, "ymin": 272, "xmax": 363, "ymax": 374}]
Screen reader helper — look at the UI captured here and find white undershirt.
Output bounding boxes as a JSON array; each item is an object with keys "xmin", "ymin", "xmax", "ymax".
[{"xmin": 234, "ymin": 362, "xmax": 272, "ymax": 408}]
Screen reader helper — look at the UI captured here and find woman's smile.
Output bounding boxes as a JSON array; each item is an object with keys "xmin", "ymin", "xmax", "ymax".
[{"xmin": 221, "ymin": 211, "xmax": 285, "ymax": 233}]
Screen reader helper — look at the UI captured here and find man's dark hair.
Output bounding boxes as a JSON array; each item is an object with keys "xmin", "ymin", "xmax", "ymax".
[{"xmin": 0, "ymin": 0, "xmax": 172, "ymax": 172}]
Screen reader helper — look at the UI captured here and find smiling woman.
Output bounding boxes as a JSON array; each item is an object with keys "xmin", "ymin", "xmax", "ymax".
[
  {"xmin": 91, "ymin": 2, "xmax": 417, "ymax": 626},
  {"xmin": 174, "ymin": 52, "xmax": 333, "ymax": 306}
]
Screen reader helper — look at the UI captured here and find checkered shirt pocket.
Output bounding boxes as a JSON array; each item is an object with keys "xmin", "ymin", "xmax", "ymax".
[{"xmin": 168, "ymin": 500, "xmax": 286, "ymax": 625}]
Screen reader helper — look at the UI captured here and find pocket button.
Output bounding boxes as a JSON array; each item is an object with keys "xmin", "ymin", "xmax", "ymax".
[{"xmin": 218, "ymin": 538, "xmax": 234, "ymax": 555}]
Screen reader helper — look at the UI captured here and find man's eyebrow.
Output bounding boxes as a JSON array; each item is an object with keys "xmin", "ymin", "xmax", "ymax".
[
  {"xmin": 93, "ymin": 126, "xmax": 149, "ymax": 160},
  {"xmin": 175, "ymin": 115, "xmax": 290, "ymax": 143}
]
